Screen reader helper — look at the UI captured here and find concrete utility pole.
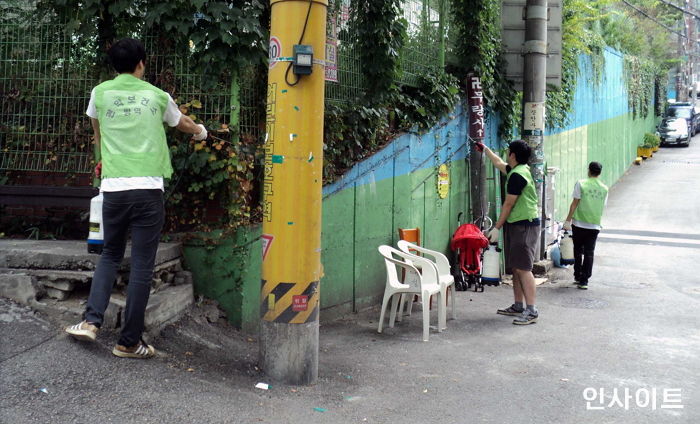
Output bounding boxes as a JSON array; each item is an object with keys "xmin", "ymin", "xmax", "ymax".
[
  {"xmin": 677, "ymin": 34, "xmax": 684, "ymax": 101},
  {"xmin": 521, "ymin": 0, "xmax": 547, "ymax": 256},
  {"xmin": 260, "ymin": 0, "xmax": 327, "ymax": 385}
]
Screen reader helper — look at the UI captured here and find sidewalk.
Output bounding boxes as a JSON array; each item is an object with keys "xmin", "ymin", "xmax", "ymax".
[{"xmin": 2, "ymin": 144, "xmax": 699, "ymax": 423}]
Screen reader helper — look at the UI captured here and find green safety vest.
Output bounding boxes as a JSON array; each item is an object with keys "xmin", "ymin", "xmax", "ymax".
[
  {"xmin": 93, "ymin": 74, "xmax": 173, "ymax": 179},
  {"xmin": 573, "ymin": 177, "xmax": 608, "ymax": 225},
  {"xmin": 506, "ymin": 164, "xmax": 539, "ymax": 223}
]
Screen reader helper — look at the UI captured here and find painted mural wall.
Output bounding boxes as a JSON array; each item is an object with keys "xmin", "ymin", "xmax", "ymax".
[
  {"xmin": 318, "ymin": 47, "xmax": 656, "ymax": 319},
  {"xmin": 184, "ymin": 48, "xmax": 657, "ymax": 332},
  {"xmin": 319, "ymin": 104, "xmax": 501, "ymax": 317},
  {"xmin": 544, "ymin": 48, "xmax": 656, "ymax": 222}
]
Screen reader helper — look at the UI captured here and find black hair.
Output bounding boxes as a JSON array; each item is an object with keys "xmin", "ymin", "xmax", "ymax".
[
  {"xmin": 589, "ymin": 161, "xmax": 602, "ymax": 176},
  {"xmin": 508, "ymin": 140, "xmax": 531, "ymax": 164},
  {"xmin": 107, "ymin": 38, "xmax": 146, "ymax": 74}
]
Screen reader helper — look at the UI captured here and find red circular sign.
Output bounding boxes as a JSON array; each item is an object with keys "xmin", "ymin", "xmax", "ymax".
[{"xmin": 269, "ymin": 36, "xmax": 282, "ymax": 68}]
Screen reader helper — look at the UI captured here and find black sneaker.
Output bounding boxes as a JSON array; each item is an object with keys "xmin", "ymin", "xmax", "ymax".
[
  {"xmin": 497, "ymin": 304, "xmax": 524, "ymax": 316},
  {"xmin": 577, "ymin": 283, "xmax": 588, "ymax": 290},
  {"xmin": 513, "ymin": 310, "xmax": 538, "ymax": 325}
]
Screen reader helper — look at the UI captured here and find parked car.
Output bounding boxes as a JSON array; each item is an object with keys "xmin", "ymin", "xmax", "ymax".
[
  {"xmin": 657, "ymin": 117, "xmax": 690, "ymax": 147},
  {"xmin": 665, "ymin": 103, "xmax": 699, "ymax": 135}
]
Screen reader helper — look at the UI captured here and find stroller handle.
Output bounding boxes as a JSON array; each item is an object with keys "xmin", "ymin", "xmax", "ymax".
[{"xmin": 474, "ymin": 215, "xmax": 493, "ymax": 231}]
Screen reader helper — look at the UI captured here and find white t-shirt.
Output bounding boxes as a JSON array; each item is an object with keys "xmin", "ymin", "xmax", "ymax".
[
  {"xmin": 571, "ymin": 180, "xmax": 608, "ymax": 230},
  {"xmin": 86, "ymin": 87, "xmax": 182, "ymax": 192}
]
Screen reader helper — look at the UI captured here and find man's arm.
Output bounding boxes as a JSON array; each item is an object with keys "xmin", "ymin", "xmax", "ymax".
[
  {"xmin": 90, "ymin": 118, "xmax": 100, "ymax": 151},
  {"xmin": 495, "ymin": 194, "xmax": 518, "ymax": 229},
  {"xmin": 481, "ymin": 144, "xmax": 508, "ymax": 175},
  {"xmin": 90, "ymin": 118, "xmax": 102, "ymax": 178},
  {"xmin": 565, "ymin": 198, "xmax": 580, "ymax": 222},
  {"xmin": 176, "ymin": 114, "xmax": 205, "ymax": 136}
]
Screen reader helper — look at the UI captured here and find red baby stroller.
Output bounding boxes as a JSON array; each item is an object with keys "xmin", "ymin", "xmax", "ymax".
[{"xmin": 450, "ymin": 213, "xmax": 490, "ymax": 292}]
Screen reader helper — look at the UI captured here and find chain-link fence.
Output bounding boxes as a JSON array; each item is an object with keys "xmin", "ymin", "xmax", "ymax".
[
  {"xmin": 399, "ymin": 0, "xmax": 445, "ymax": 86},
  {"xmin": 324, "ymin": 0, "xmax": 365, "ymax": 106},
  {"xmin": 324, "ymin": 0, "xmax": 447, "ymax": 104},
  {"xmin": 1, "ymin": 0, "xmax": 447, "ymax": 176},
  {"xmin": 0, "ymin": 20, "xmax": 94, "ymax": 174}
]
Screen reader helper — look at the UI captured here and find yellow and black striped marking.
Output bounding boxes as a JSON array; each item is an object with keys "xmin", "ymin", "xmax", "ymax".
[{"xmin": 260, "ymin": 280, "xmax": 319, "ymax": 323}]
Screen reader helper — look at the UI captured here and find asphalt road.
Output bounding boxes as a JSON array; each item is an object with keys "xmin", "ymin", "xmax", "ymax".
[{"xmin": 1, "ymin": 139, "xmax": 699, "ymax": 424}]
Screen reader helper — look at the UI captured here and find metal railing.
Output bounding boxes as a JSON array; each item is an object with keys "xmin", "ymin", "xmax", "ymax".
[{"xmin": 1, "ymin": 0, "xmax": 447, "ymax": 175}]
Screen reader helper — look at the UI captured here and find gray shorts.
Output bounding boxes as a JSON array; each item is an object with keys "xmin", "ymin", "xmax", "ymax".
[{"xmin": 504, "ymin": 223, "xmax": 539, "ymax": 272}]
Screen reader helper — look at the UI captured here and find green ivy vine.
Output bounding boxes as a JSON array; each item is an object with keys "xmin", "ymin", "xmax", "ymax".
[
  {"xmin": 545, "ymin": 0, "xmax": 608, "ymax": 129},
  {"xmin": 623, "ymin": 56, "xmax": 657, "ymax": 119},
  {"xmin": 352, "ymin": 0, "xmax": 407, "ymax": 104},
  {"xmin": 449, "ymin": 0, "xmax": 518, "ymax": 140},
  {"xmin": 35, "ymin": 0, "xmax": 269, "ymax": 232},
  {"xmin": 322, "ymin": 0, "xmax": 459, "ymax": 182}
]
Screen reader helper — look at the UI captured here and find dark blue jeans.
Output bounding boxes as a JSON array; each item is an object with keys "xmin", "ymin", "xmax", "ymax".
[
  {"xmin": 572, "ymin": 225, "xmax": 599, "ymax": 284},
  {"xmin": 84, "ymin": 189, "xmax": 164, "ymax": 347}
]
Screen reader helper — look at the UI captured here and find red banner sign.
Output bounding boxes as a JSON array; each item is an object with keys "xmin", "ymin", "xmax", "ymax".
[{"xmin": 467, "ymin": 74, "xmax": 485, "ymax": 140}]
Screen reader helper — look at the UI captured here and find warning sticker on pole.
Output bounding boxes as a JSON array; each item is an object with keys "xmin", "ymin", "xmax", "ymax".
[
  {"xmin": 261, "ymin": 234, "xmax": 274, "ymax": 261},
  {"xmin": 523, "ymin": 102, "xmax": 545, "ymax": 133},
  {"xmin": 292, "ymin": 295, "xmax": 308, "ymax": 312},
  {"xmin": 269, "ymin": 36, "xmax": 282, "ymax": 68}
]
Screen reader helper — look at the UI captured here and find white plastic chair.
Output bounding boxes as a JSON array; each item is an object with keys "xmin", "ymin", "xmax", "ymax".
[
  {"xmin": 397, "ymin": 240, "xmax": 456, "ymax": 328},
  {"xmin": 377, "ymin": 245, "xmax": 445, "ymax": 342}
]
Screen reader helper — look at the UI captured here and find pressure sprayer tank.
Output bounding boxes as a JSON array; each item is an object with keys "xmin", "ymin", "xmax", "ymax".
[
  {"xmin": 87, "ymin": 193, "xmax": 103, "ymax": 254},
  {"xmin": 481, "ymin": 243, "xmax": 501, "ymax": 286},
  {"xmin": 560, "ymin": 231, "xmax": 574, "ymax": 265}
]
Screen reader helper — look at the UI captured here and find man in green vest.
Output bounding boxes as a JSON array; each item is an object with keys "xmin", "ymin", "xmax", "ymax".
[
  {"xmin": 563, "ymin": 161, "xmax": 609, "ymax": 290},
  {"xmin": 66, "ymin": 39, "xmax": 207, "ymax": 358},
  {"xmin": 477, "ymin": 140, "xmax": 541, "ymax": 325}
]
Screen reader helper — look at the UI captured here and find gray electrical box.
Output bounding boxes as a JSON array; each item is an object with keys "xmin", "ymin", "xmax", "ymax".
[{"xmin": 501, "ymin": 1, "xmax": 562, "ymax": 90}]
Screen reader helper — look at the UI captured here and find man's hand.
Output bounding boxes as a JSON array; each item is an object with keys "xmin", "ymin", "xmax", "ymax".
[
  {"xmin": 563, "ymin": 220, "xmax": 572, "ymax": 232},
  {"xmin": 94, "ymin": 161, "xmax": 102, "ymax": 179},
  {"xmin": 486, "ymin": 227, "xmax": 500, "ymax": 244},
  {"xmin": 193, "ymin": 124, "xmax": 208, "ymax": 141},
  {"xmin": 474, "ymin": 141, "xmax": 485, "ymax": 153}
]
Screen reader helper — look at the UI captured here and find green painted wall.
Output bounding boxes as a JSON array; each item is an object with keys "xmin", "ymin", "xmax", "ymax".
[
  {"xmin": 179, "ymin": 50, "xmax": 659, "ymax": 334},
  {"xmin": 181, "ymin": 157, "xmax": 469, "ymax": 331},
  {"xmin": 544, "ymin": 111, "xmax": 656, "ymax": 221},
  {"xmin": 320, "ymin": 158, "xmax": 470, "ymax": 317},
  {"xmin": 181, "ymin": 109, "xmax": 655, "ymax": 333},
  {"xmin": 181, "ymin": 227, "xmax": 261, "ymax": 334}
]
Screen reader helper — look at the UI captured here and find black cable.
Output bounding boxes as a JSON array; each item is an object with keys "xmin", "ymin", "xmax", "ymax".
[
  {"xmin": 297, "ymin": 0, "xmax": 314, "ymax": 45},
  {"xmin": 620, "ymin": 0, "xmax": 687, "ymax": 39},
  {"xmin": 656, "ymin": 0, "xmax": 700, "ymax": 21},
  {"xmin": 284, "ymin": 0, "xmax": 314, "ymax": 87}
]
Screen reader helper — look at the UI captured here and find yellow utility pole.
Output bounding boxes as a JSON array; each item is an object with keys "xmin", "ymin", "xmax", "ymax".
[{"xmin": 260, "ymin": 0, "xmax": 327, "ymax": 385}]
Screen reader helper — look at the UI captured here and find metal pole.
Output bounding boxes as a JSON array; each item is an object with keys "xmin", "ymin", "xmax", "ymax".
[
  {"xmin": 438, "ymin": 0, "xmax": 446, "ymax": 68},
  {"xmin": 260, "ymin": 0, "xmax": 327, "ymax": 385},
  {"xmin": 229, "ymin": 72, "xmax": 240, "ymax": 144},
  {"xmin": 521, "ymin": 0, "xmax": 547, "ymax": 259}
]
